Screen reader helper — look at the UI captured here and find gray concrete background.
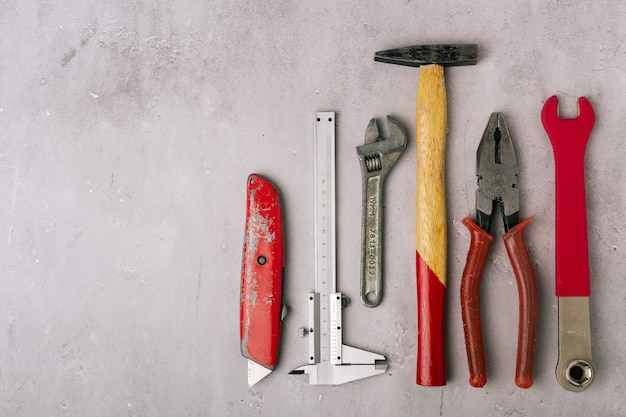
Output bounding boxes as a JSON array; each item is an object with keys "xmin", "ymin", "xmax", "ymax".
[{"xmin": 2, "ymin": 1, "xmax": 626, "ymax": 416}]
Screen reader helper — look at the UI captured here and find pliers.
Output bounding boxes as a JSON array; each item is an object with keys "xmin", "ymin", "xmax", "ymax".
[{"xmin": 460, "ymin": 113, "xmax": 539, "ymax": 388}]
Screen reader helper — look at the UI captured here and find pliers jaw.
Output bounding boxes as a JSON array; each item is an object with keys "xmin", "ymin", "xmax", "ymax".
[
  {"xmin": 476, "ymin": 200, "xmax": 520, "ymax": 234},
  {"xmin": 476, "ymin": 112, "xmax": 520, "ymax": 233}
]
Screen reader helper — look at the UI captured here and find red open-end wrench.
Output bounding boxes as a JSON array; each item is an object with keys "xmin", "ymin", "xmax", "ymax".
[{"xmin": 541, "ymin": 95, "xmax": 595, "ymax": 392}]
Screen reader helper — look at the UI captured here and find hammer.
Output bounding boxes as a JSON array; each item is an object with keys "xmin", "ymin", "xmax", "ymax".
[{"xmin": 375, "ymin": 44, "xmax": 478, "ymax": 386}]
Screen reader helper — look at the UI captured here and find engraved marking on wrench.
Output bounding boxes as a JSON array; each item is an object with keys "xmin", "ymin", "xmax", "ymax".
[{"xmin": 356, "ymin": 116, "xmax": 407, "ymax": 307}]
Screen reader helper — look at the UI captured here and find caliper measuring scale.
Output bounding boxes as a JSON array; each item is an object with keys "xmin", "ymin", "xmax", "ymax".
[{"xmin": 290, "ymin": 112, "xmax": 388, "ymax": 385}]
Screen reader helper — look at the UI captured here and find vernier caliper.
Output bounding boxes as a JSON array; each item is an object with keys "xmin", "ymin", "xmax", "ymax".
[{"xmin": 289, "ymin": 112, "xmax": 388, "ymax": 385}]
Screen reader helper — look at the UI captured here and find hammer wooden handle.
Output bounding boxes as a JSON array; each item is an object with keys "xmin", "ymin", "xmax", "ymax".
[{"xmin": 415, "ymin": 64, "xmax": 447, "ymax": 386}]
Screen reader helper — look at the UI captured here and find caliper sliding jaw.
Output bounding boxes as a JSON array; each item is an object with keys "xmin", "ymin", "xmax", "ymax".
[{"xmin": 290, "ymin": 292, "xmax": 388, "ymax": 385}]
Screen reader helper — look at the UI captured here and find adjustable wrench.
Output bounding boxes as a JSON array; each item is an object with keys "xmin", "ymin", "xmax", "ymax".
[
  {"xmin": 542, "ymin": 95, "xmax": 595, "ymax": 392},
  {"xmin": 356, "ymin": 117, "xmax": 407, "ymax": 307}
]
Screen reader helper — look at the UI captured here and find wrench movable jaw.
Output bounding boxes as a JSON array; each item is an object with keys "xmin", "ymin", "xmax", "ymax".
[
  {"xmin": 358, "ymin": 116, "xmax": 407, "ymax": 178},
  {"xmin": 356, "ymin": 116, "xmax": 407, "ymax": 307}
]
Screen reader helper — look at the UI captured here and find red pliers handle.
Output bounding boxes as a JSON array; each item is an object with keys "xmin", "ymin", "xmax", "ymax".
[{"xmin": 461, "ymin": 217, "xmax": 538, "ymax": 388}]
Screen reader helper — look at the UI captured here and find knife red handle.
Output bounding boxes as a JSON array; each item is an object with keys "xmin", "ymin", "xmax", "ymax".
[{"xmin": 240, "ymin": 174, "xmax": 284, "ymax": 369}]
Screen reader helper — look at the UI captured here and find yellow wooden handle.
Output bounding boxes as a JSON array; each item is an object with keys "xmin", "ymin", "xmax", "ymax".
[{"xmin": 415, "ymin": 64, "xmax": 447, "ymax": 286}]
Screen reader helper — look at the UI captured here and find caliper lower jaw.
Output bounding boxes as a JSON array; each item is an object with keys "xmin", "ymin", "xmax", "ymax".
[
  {"xmin": 290, "ymin": 291, "xmax": 388, "ymax": 385},
  {"xmin": 556, "ymin": 296, "xmax": 594, "ymax": 392},
  {"xmin": 290, "ymin": 345, "xmax": 388, "ymax": 385}
]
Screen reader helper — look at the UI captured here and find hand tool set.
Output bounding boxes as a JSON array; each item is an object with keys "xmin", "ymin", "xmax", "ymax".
[{"xmin": 239, "ymin": 45, "xmax": 599, "ymax": 393}]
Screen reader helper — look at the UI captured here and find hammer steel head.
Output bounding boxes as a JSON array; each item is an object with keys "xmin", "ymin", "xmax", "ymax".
[{"xmin": 374, "ymin": 44, "xmax": 478, "ymax": 67}]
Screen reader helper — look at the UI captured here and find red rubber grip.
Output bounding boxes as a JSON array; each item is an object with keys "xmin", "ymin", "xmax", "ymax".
[
  {"xmin": 416, "ymin": 251, "xmax": 446, "ymax": 386},
  {"xmin": 503, "ymin": 217, "xmax": 538, "ymax": 388},
  {"xmin": 460, "ymin": 218, "xmax": 493, "ymax": 388},
  {"xmin": 461, "ymin": 217, "xmax": 538, "ymax": 388}
]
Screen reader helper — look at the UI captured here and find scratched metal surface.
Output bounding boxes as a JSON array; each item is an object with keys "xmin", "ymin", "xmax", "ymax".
[{"xmin": 1, "ymin": 1, "xmax": 625, "ymax": 416}]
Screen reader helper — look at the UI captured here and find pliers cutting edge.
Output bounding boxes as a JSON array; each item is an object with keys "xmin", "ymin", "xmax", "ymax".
[{"xmin": 460, "ymin": 113, "xmax": 539, "ymax": 388}]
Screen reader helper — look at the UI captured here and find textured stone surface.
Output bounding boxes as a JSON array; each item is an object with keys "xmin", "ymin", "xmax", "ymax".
[{"xmin": 1, "ymin": 1, "xmax": 625, "ymax": 415}]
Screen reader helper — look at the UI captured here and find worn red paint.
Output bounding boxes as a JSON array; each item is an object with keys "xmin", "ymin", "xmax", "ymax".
[{"xmin": 240, "ymin": 174, "xmax": 284, "ymax": 369}]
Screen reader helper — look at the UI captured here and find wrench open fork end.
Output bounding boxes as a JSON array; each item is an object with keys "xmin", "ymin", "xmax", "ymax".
[{"xmin": 356, "ymin": 116, "xmax": 407, "ymax": 307}]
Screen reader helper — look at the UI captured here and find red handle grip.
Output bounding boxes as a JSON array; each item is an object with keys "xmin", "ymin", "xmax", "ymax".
[
  {"xmin": 503, "ymin": 217, "xmax": 538, "ymax": 389},
  {"xmin": 240, "ymin": 174, "xmax": 284, "ymax": 369},
  {"xmin": 461, "ymin": 217, "xmax": 538, "ymax": 388},
  {"xmin": 416, "ymin": 252, "xmax": 446, "ymax": 386},
  {"xmin": 541, "ymin": 96, "xmax": 594, "ymax": 297},
  {"xmin": 460, "ymin": 217, "xmax": 493, "ymax": 388}
]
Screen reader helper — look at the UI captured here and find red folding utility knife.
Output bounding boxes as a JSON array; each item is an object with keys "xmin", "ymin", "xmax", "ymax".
[{"xmin": 240, "ymin": 174, "xmax": 285, "ymax": 387}]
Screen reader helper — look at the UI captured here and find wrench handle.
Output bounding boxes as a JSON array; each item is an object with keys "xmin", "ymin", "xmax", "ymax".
[
  {"xmin": 541, "ymin": 96, "xmax": 595, "ymax": 296},
  {"xmin": 415, "ymin": 64, "xmax": 447, "ymax": 386},
  {"xmin": 552, "ymin": 152, "xmax": 590, "ymax": 296},
  {"xmin": 360, "ymin": 175, "xmax": 384, "ymax": 307}
]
